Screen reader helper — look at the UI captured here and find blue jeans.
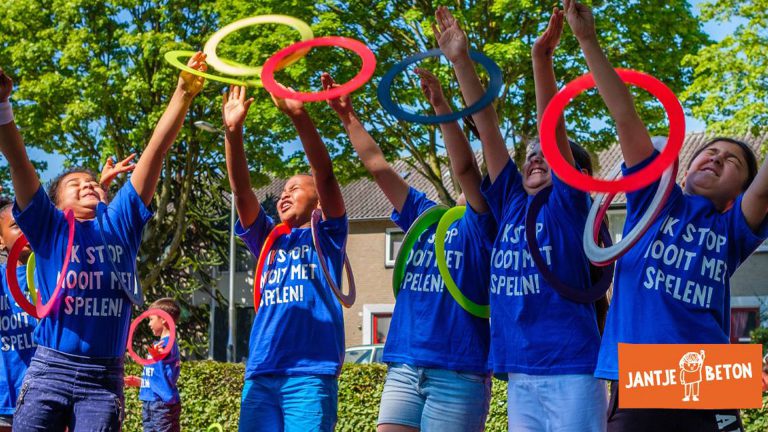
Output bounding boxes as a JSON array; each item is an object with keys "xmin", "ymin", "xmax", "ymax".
[
  {"xmin": 13, "ymin": 346, "xmax": 124, "ymax": 432},
  {"xmin": 507, "ymin": 373, "xmax": 607, "ymax": 432},
  {"xmin": 377, "ymin": 363, "xmax": 491, "ymax": 431},
  {"xmin": 238, "ymin": 375, "xmax": 338, "ymax": 432},
  {"xmin": 142, "ymin": 401, "xmax": 180, "ymax": 432}
]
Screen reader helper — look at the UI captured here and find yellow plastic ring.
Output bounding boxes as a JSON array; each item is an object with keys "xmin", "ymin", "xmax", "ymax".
[
  {"xmin": 203, "ymin": 15, "xmax": 313, "ymax": 77},
  {"xmin": 164, "ymin": 51, "xmax": 258, "ymax": 86},
  {"xmin": 26, "ymin": 252, "xmax": 38, "ymax": 304}
]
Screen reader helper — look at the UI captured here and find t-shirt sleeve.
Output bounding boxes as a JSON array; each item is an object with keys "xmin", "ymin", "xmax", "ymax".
[
  {"xmin": 391, "ymin": 187, "xmax": 437, "ymax": 232},
  {"xmin": 235, "ymin": 209, "xmax": 275, "ymax": 257},
  {"xmin": 622, "ymin": 150, "xmax": 682, "ymax": 228},
  {"xmin": 480, "ymin": 159, "xmax": 526, "ymax": 223},
  {"xmin": 725, "ymin": 194, "xmax": 768, "ymax": 263},
  {"xmin": 317, "ymin": 213, "xmax": 349, "ymax": 253},
  {"xmin": 461, "ymin": 203, "xmax": 497, "ymax": 247},
  {"xmin": 107, "ymin": 181, "xmax": 155, "ymax": 253},
  {"xmin": 12, "ymin": 186, "xmax": 64, "ymax": 254},
  {"xmin": 549, "ymin": 169, "xmax": 590, "ymax": 215}
]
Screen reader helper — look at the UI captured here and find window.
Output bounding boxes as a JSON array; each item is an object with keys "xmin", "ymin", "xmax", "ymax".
[
  {"xmin": 730, "ymin": 308, "xmax": 760, "ymax": 343},
  {"xmin": 372, "ymin": 313, "xmax": 392, "ymax": 344},
  {"xmin": 344, "ymin": 348, "xmax": 371, "ymax": 364},
  {"xmin": 362, "ymin": 304, "xmax": 395, "ymax": 344},
  {"xmin": 385, "ymin": 228, "xmax": 404, "ymax": 268},
  {"xmin": 606, "ymin": 208, "xmax": 627, "ymax": 243}
]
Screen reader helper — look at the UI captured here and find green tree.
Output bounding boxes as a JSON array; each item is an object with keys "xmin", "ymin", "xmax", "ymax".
[{"xmin": 682, "ymin": 0, "xmax": 768, "ymax": 135}]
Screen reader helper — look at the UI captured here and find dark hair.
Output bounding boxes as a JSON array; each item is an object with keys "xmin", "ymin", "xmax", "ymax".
[
  {"xmin": 0, "ymin": 197, "xmax": 12, "ymax": 223},
  {"xmin": 149, "ymin": 297, "xmax": 181, "ymax": 323},
  {"xmin": 686, "ymin": 137, "xmax": 758, "ymax": 190},
  {"xmin": 46, "ymin": 167, "xmax": 99, "ymax": 205},
  {"xmin": 569, "ymin": 140, "xmax": 593, "ymax": 175}
]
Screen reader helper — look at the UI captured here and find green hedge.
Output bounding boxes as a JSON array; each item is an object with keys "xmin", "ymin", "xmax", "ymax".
[{"xmin": 123, "ymin": 361, "xmax": 766, "ymax": 431}]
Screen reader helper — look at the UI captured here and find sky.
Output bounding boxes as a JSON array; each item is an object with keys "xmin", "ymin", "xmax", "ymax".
[{"xmin": 28, "ymin": 0, "xmax": 743, "ymax": 183}]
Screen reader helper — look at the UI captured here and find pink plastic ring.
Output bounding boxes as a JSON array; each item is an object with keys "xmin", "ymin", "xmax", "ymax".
[
  {"xmin": 6, "ymin": 209, "xmax": 76, "ymax": 319},
  {"xmin": 126, "ymin": 308, "xmax": 176, "ymax": 366},
  {"xmin": 261, "ymin": 36, "xmax": 377, "ymax": 102},
  {"xmin": 252, "ymin": 223, "xmax": 291, "ymax": 314},
  {"xmin": 540, "ymin": 69, "xmax": 685, "ymax": 193}
]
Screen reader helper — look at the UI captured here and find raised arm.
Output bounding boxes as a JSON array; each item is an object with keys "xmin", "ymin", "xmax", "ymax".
[
  {"xmin": 322, "ymin": 73, "xmax": 410, "ymax": 213},
  {"xmin": 222, "ymin": 85, "xmax": 260, "ymax": 228},
  {"xmin": 564, "ymin": 0, "xmax": 653, "ymax": 167},
  {"xmin": 533, "ymin": 8, "xmax": 575, "ymax": 168},
  {"xmin": 742, "ymin": 155, "xmax": 768, "ymax": 232},
  {"xmin": 434, "ymin": 7, "xmax": 509, "ymax": 182},
  {"xmin": 0, "ymin": 67, "xmax": 40, "ymax": 210},
  {"xmin": 130, "ymin": 51, "xmax": 207, "ymax": 206},
  {"xmin": 415, "ymin": 68, "xmax": 488, "ymax": 213},
  {"xmin": 270, "ymin": 82, "xmax": 345, "ymax": 219}
]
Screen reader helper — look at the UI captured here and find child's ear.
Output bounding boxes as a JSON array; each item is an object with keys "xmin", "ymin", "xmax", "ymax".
[
  {"xmin": 580, "ymin": 168, "xmax": 589, "ymax": 175},
  {"xmin": 681, "ymin": 170, "xmax": 688, "ymax": 189}
]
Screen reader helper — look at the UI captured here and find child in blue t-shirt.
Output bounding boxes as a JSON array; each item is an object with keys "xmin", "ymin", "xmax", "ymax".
[
  {"xmin": 326, "ymin": 63, "xmax": 495, "ymax": 429},
  {"xmin": 222, "ymin": 84, "xmax": 348, "ymax": 432},
  {"xmin": 125, "ymin": 298, "xmax": 181, "ymax": 432},
  {"xmin": 0, "ymin": 53, "xmax": 207, "ymax": 431},
  {"xmin": 565, "ymin": 0, "xmax": 768, "ymax": 430},
  {"xmin": 0, "ymin": 199, "xmax": 37, "ymax": 432},
  {"xmin": 436, "ymin": 6, "xmax": 608, "ymax": 431}
]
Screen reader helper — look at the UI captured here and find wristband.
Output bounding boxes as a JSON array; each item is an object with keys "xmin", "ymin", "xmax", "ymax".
[{"xmin": 0, "ymin": 102, "xmax": 13, "ymax": 125}]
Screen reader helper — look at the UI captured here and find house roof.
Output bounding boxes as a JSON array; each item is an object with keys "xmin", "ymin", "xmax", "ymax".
[
  {"xmin": 595, "ymin": 132, "xmax": 767, "ymax": 205},
  {"xmin": 253, "ymin": 132, "xmax": 767, "ymax": 220}
]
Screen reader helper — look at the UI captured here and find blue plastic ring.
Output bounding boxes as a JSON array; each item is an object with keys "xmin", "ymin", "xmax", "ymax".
[{"xmin": 377, "ymin": 48, "xmax": 503, "ymax": 124}]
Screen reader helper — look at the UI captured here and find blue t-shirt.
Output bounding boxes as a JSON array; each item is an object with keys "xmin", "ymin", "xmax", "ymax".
[
  {"xmin": 139, "ymin": 335, "xmax": 181, "ymax": 404},
  {"xmin": 481, "ymin": 159, "xmax": 600, "ymax": 375},
  {"xmin": 237, "ymin": 209, "xmax": 347, "ymax": 378},
  {"xmin": 0, "ymin": 264, "xmax": 37, "ymax": 415},
  {"xmin": 13, "ymin": 183, "xmax": 153, "ymax": 358},
  {"xmin": 382, "ymin": 187, "xmax": 494, "ymax": 373},
  {"xmin": 596, "ymin": 152, "xmax": 768, "ymax": 380}
]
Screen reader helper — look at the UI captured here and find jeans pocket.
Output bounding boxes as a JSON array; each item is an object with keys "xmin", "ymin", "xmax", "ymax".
[
  {"xmin": 455, "ymin": 371, "xmax": 488, "ymax": 384},
  {"xmin": 114, "ymin": 395, "xmax": 124, "ymax": 424}
]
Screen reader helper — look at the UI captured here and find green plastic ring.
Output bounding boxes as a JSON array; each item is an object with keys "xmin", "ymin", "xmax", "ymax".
[
  {"xmin": 164, "ymin": 50, "xmax": 257, "ymax": 87},
  {"xmin": 26, "ymin": 252, "xmax": 38, "ymax": 304},
  {"xmin": 207, "ymin": 423, "xmax": 223, "ymax": 432},
  {"xmin": 434, "ymin": 206, "xmax": 490, "ymax": 318},
  {"xmin": 392, "ymin": 205, "xmax": 448, "ymax": 298}
]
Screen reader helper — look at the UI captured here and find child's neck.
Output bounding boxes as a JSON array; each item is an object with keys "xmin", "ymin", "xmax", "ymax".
[{"xmin": 161, "ymin": 328, "xmax": 171, "ymax": 338}]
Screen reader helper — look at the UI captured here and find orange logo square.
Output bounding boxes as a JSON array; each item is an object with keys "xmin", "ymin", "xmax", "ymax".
[{"xmin": 618, "ymin": 343, "xmax": 763, "ymax": 409}]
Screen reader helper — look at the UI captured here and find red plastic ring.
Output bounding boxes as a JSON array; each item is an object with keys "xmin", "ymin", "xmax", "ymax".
[
  {"xmin": 261, "ymin": 36, "xmax": 377, "ymax": 102},
  {"xmin": 6, "ymin": 209, "xmax": 76, "ymax": 319},
  {"xmin": 252, "ymin": 223, "xmax": 291, "ymax": 314},
  {"xmin": 540, "ymin": 69, "xmax": 685, "ymax": 193},
  {"xmin": 126, "ymin": 308, "xmax": 177, "ymax": 366}
]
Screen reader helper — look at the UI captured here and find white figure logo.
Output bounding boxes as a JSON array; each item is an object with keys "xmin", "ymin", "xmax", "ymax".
[{"xmin": 679, "ymin": 350, "xmax": 705, "ymax": 402}]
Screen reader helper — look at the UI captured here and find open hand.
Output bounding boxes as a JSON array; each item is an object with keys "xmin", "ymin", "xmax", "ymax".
[
  {"xmin": 563, "ymin": 0, "xmax": 596, "ymax": 41},
  {"xmin": 178, "ymin": 51, "xmax": 207, "ymax": 97},
  {"xmin": 434, "ymin": 7, "xmax": 470, "ymax": 64},
  {"xmin": 100, "ymin": 153, "xmax": 137, "ymax": 189},
  {"xmin": 322, "ymin": 73, "xmax": 354, "ymax": 117},
  {"xmin": 414, "ymin": 68, "xmax": 447, "ymax": 108},
  {"xmin": 533, "ymin": 8, "xmax": 565, "ymax": 59},
  {"xmin": 269, "ymin": 85, "xmax": 305, "ymax": 118},
  {"xmin": 222, "ymin": 85, "xmax": 254, "ymax": 132}
]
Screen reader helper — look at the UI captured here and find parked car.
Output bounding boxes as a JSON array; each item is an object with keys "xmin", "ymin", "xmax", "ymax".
[{"xmin": 344, "ymin": 344, "xmax": 385, "ymax": 364}]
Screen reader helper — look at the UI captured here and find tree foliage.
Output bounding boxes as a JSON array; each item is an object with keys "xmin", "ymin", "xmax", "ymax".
[{"xmin": 683, "ymin": 0, "xmax": 768, "ymax": 136}]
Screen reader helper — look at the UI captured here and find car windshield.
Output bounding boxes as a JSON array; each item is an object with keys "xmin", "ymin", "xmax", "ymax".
[{"xmin": 344, "ymin": 349, "xmax": 371, "ymax": 364}]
